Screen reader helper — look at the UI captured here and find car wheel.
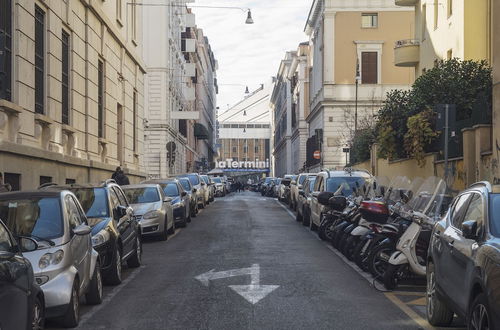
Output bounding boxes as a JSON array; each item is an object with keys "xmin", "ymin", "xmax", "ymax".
[
  {"xmin": 309, "ymin": 216, "xmax": 318, "ymax": 231},
  {"xmin": 31, "ymin": 295, "xmax": 45, "ymax": 330},
  {"xmin": 86, "ymin": 261, "xmax": 103, "ymax": 305},
  {"xmin": 127, "ymin": 235, "xmax": 142, "ymax": 268},
  {"xmin": 296, "ymin": 209, "xmax": 303, "ymax": 222},
  {"xmin": 426, "ymin": 262, "xmax": 454, "ymax": 326},
  {"xmin": 59, "ymin": 278, "xmax": 80, "ymax": 328},
  {"xmin": 302, "ymin": 208, "xmax": 310, "ymax": 226},
  {"xmin": 468, "ymin": 293, "xmax": 493, "ymax": 330},
  {"xmin": 159, "ymin": 216, "xmax": 169, "ymax": 241},
  {"xmin": 106, "ymin": 247, "xmax": 122, "ymax": 285},
  {"xmin": 168, "ymin": 221, "xmax": 176, "ymax": 234},
  {"xmin": 191, "ymin": 205, "xmax": 197, "ymax": 218}
]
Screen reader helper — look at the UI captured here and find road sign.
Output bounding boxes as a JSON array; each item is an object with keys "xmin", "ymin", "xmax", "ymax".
[
  {"xmin": 313, "ymin": 150, "xmax": 321, "ymax": 160},
  {"xmin": 195, "ymin": 264, "xmax": 279, "ymax": 304}
]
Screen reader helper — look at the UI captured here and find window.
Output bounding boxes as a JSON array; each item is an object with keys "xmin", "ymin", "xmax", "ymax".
[
  {"xmin": 62, "ymin": 30, "xmax": 70, "ymax": 124},
  {"xmin": 65, "ymin": 195, "xmax": 83, "ymax": 230},
  {"xmin": 4, "ymin": 172, "xmax": 20, "ymax": 191},
  {"xmin": 313, "ymin": 176, "xmax": 323, "ymax": 192},
  {"xmin": 98, "ymin": 60, "xmax": 104, "ymax": 137},
  {"xmin": 361, "ymin": 52, "xmax": 378, "ymax": 84},
  {"xmin": 0, "ymin": 221, "xmax": 13, "ymax": 252},
  {"xmin": 35, "ymin": 5, "xmax": 45, "ymax": 114},
  {"xmin": 131, "ymin": 0, "xmax": 137, "ymax": 40},
  {"xmin": 133, "ymin": 90, "xmax": 137, "ymax": 152},
  {"xmin": 232, "ymin": 146, "xmax": 237, "ymax": 153},
  {"xmin": 39, "ymin": 176, "xmax": 52, "ymax": 186},
  {"xmin": 361, "ymin": 13, "xmax": 378, "ymax": 28},
  {"xmin": 447, "ymin": 0, "xmax": 453, "ymax": 17},
  {"xmin": 434, "ymin": 0, "xmax": 439, "ymax": 30},
  {"xmin": 116, "ymin": 0, "xmax": 122, "ymax": 22},
  {"xmin": 243, "ymin": 146, "xmax": 248, "ymax": 153},
  {"xmin": 109, "ymin": 189, "xmax": 120, "ymax": 212},
  {"xmin": 451, "ymin": 194, "xmax": 470, "ymax": 228},
  {"xmin": 0, "ymin": 0, "xmax": 12, "ymax": 101},
  {"xmin": 447, "ymin": 49, "xmax": 452, "ymax": 60},
  {"xmin": 255, "ymin": 145, "xmax": 259, "ymax": 153},
  {"xmin": 462, "ymin": 194, "xmax": 484, "ymax": 227},
  {"xmin": 179, "ymin": 119, "xmax": 187, "ymax": 137},
  {"xmin": 66, "ymin": 178, "xmax": 76, "ymax": 184},
  {"xmin": 422, "ymin": 5, "xmax": 427, "ymax": 40}
]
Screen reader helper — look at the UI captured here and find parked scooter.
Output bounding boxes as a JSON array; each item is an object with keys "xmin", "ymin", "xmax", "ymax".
[{"xmin": 382, "ymin": 177, "xmax": 451, "ymax": 290}]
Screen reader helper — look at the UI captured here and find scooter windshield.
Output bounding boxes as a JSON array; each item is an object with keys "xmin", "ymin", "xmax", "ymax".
[
  {"xmin": 407, "ymin": 176, "xmax": 448, "ymax": 219},
  {"xmin": 365, "ymin": 176, "xmax": 390, "ymax": 199},
  {"xmin": 385, "ymin": 176, "xmax": 411, "ymax": 203}
]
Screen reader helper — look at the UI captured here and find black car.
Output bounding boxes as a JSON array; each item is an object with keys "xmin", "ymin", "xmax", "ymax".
[
  {"xmin": 40, "ymin": 180, "xmax": 142, "ymax": 285},
  {"xmin": 0, "ymin": 219, "xmax": 45, "ymax": 330},
  {"xmin": 427, "ymin": 181, "xmax": 500, "ymax": 329},
  {"xmin": 177, "ymin": 177, "xmax": 198, "ymax": 218},
  {"xmin": 142, "ymin": 179, "xmax": 191, "ymax": 227}
]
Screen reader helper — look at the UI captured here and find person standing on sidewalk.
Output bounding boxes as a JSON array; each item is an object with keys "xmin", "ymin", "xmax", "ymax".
[{"xmin": 111, "ymin": 167, "xmax": 130, "ymax": 186}]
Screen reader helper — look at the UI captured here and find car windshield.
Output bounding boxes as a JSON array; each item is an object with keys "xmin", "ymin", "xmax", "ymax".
[
  {"xmin": 201, "ymin": 176, "xmax": 209, "ymax": 184},
  {"xmin": 71, "ymin": 188, "xmax": 109, "ymax": 218},
  {"xmin": 489, "ymin": 194, "xmax": 500, "ymax": 237},
  {"xmin": 123, "ymin": 187, "xmax": 160, "ymax": 204},
  {"xmin": 161, "ymin": 183, "xmax": 179, "ymax": 197},
  {"xmin": 309, "ymin": 178, "xmax": 316, "ymax": 191},
  {"xmin": 0, "ymin": 197, "xmax": 63, "ymax": 240},
  {"xmin": 179, "ymin": 179, "xmax": 191, "ymax": 191},
  {"xmin": 185, "ymin": 174, "xmax": 200, "ymax": 186},
  {"xmin": 212, "ymin": 177, "xmax": 222, "ymax": 183},
  {"xmin": 326, "ymin": 177, "xmax": 366, "ymax": 196},
  {"xmin": 264, "ymin": 178, "xmax": 274, "ymax": 184},
  {"xmin": 298, "ymin": 175, "xmax": 307, "ymax": 185}
]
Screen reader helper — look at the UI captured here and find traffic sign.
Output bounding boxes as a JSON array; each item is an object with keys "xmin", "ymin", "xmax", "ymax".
[{"xmin": 313, "ymin": 150, "xmax": 321, "ymax": 159}]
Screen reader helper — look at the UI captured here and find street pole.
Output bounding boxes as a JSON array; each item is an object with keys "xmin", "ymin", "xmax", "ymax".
[
  {"xmin": 443, "ymin": 104, "xmax": 449, "ymax": 182},
  {"xmin": 354, "ymin": 78, "xmax": 358, "ymax": 134}
]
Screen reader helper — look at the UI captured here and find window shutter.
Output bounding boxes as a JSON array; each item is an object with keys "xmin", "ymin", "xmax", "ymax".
[{"xmin": 361, "ymin": 52, "xmax": 378, "ymax": 84}]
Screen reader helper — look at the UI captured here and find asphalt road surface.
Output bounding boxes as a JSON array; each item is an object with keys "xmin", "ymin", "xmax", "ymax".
[{"xmin": 48, "ymin": 191, "xmax": 464, "ymax": 330}]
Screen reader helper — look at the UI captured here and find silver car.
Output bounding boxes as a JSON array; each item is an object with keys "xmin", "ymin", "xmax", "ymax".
[
  {"xmin": 0, "ymin": 190, "xmax": 102, "ymax": 328},
  {"xmin": 122, "ymin": 184, "xmax": 174, "ymax": 241},
  {"xmin": 178, "ymin": 173, "xmax": 207, "ymax": 209}
]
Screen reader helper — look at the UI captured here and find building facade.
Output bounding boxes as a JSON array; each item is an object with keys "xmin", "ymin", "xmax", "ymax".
[
  {"xmin": 217, "ymin": 84, "xmax": 272, "ymax": 177},
  {"xmin": 0, "ymin": 0, "xmax": 145, "ymax": 190},
  {"xmin": 394, "ymin": 0, "xmax": 491, "ymax": 76},
  {"xmin": 304, "ymin": 0, "xmax": 414, "ymax": 171},
  {"xmin": 271, "ymin": 53, "xmax": 294, "ymax": 177}
]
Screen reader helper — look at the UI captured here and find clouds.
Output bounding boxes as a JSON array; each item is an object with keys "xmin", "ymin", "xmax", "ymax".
[{"xmin": 192, "ymin": 0, "xmax": 311, "ymax": 110}]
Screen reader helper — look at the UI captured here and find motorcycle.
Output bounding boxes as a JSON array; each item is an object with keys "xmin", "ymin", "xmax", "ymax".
[{"xmin": 382, "ymin": 176, "xmax": 451, "ymax": 290}]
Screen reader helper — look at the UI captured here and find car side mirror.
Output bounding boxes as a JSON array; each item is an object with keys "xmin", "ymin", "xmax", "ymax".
[
  {"xmin": 181, "ymin": 191, "xmax": 187, "ymax": 197},
  {"xmin": 462, "ymin": 220, "xmax": 479, "ymax": 240},
  {"xmin": 298, "ymin": 184, "xmax": 303, "ymax": 190},
  {"xmin": 73, "ymin": 224, "xmax": 92, "ymax": 236},
  {"xmin": 115, "ymin": 205, "xmax": 128, "ymax": 219},
  {"xmin": 19, "ymin": 237, "xmax": 38, "ymax": 252},
  {"xmin": 164, "ymin": 196, "xmax": 173, "ymax": 203},
  {"xmin": 201, "ymin": 182, "xmax": 206, "ymax": 186}
]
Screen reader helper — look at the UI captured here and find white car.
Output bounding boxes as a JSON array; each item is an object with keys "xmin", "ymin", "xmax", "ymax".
[
  {"xmin": 290, "ymin": 173, "xmax": 314, "ymax": 211},
  {"xmin": 309, "ymin": 169, "xmax": 372, "ymax": 230}
]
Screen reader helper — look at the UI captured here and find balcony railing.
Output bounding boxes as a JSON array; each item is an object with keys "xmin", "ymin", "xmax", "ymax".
[
  {"xmin": 394, "ymin": 39, "xmax": 420, "ymax": 67},
  {"xmin": 394, "ymin": 39, "xmax": 420, "ymax": 49},
  {"xmin": 395, "ymin": 0, "xmax": 418, "ymax": 6}
]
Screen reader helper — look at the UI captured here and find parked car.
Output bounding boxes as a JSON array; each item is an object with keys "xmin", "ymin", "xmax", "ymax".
[
  {"xmin": 0, "ymin": 190, "xmax": 102, "ymax": 327},
  {"xmin": 142, "ymin": 179, "xmax": 191, "ymax": 228},
  {"xmin": 290, "ymin": 173, "xmax": 313, "ymax": 211},
  {"xmin": 177, "ymin": 177, "xmax": 198, "ymax": 218},
  {"xmin": 200, "ymin": 175, "xmax": 215, "ymax": 203},
  {"xmin": 211, "ymin": 176, "xmax": 226, "ymax": 197},
  {"xmin": 0, "ymin": 218, "xmax": 45, "ymax": 330},
  {"xmin": 427, "ymin": 181, "xmax": 500, "ymax": 329},
  {"xmin": 273, "ymin": 178, "xmax": 282, "ymax": 198},
  {"xmin": 296, "ymin": 176, "xmax": 317, "ymax": 226},
  {"xmin": 309, "ymin": 169, "xmax": 371, "ymax": 230},
  {"xmin": 278, "ymin": 178, "xmax": 292, "ymax": 203},
  {"xmin": 178, "ymin": 174, "xmax": 207, "ymax": 209},
  {"xmin": 122, "ymin": 184, "xmax": 174, "ymax": 241},
  {"xmin": 40, "ymin": 180, "xmax": 142, "ymax": 286}
]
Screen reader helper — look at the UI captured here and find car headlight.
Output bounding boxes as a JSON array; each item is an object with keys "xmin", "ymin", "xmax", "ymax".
[
  {"xmin": 173, "ymin": 202, "xmax": 183, "ymax": 208},
  {"xmin": 143, "ymin": 210, "xmax": 161, "ymax": 220},
  {"xmin": 39, "ymin": 250, "xmax": 65, "ymax": 269},
  {"xmin": 92, "ymin": 229, "xmax": 110, "ymax": 247}
]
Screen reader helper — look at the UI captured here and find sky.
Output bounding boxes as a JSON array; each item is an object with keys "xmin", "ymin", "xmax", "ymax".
[{"xmin": 191, "ymin": 0, "xmax": 312, "ymax": 112}]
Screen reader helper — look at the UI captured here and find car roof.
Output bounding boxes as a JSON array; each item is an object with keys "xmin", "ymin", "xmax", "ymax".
[
  {"xmin": 142, "ymin": 178, "xmax": 178, "ymax": 184},
  {"xmin": 321, "ymin": 170, "xmax": 371, "ymax": 178},
  {"xmin": 0, "ymin": 190, "xmax": 63, "ymax": 200},
  {"xmin": 122, "ymin": 184, "xmax": 160, "ymax": 189}
]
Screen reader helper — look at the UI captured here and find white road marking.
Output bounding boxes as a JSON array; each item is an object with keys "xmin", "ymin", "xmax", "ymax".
[
  {"xmin": 195, "ymin": 264, "xmax": 279, "ymax": 305},
  {"xmin": 78, "ymin": 265, "xmax": 144, "ymax": 327}
]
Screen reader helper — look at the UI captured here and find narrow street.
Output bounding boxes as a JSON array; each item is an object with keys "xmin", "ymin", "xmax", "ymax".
[{"xmin": 48, "ymin": 192, "xmax": 450, "ymax": 330}]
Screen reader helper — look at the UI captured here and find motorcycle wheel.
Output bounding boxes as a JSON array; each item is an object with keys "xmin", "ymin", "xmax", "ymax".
[
  {"xmin": 383, "ymin": 263, "xmax": 409, "ymax": 290},
  {"xmin": 331, "ymin": 224, "xmax": 346, "ymax": 249},
  {"xmin": 342, "ymin": 235, "xmax": 359, "ymax": 261},
  {"xmin": 367, "ymin": 243, "xmax": 394, "ymax": 279},
  {"xmin": 318, "ymin": 217, "xmax": 331, "ymax": 241},
  {"xmin": 337, "ymin": 231, "xmax": 350, "ymax": 252}
]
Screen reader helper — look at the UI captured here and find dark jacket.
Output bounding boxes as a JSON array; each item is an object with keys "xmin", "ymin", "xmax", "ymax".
[{"xmin": 114, "ymin": 172, "xmax": 130, "ymax": 186}]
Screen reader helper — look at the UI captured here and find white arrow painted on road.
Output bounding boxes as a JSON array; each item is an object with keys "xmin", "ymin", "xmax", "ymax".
[{"xmin": 195, "ymin": 264, "xmax": 279, "ymax": 304}]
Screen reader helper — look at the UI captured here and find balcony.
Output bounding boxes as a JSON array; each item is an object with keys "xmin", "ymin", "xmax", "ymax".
[
  {"xmin": 394, "ymin": 39, "xmax": 420, "ymax": 67},
  {"xmin": 395, "ymin": 0, "xmax": 417, "ymax": 6}
]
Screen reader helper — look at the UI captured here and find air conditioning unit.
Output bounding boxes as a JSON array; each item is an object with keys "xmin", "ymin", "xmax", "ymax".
[
  {"xmin": 183, "ymin": 86, "xmax": 195, "ymax": 101},
  {"xmin": 182, "ymin": 38, "xmax": 196, "ymax": 53},
  {"xmin": 185, "ymin": 13, "xmax": 195, "ymax": 28},
  {"xmin": 185, "ymin": 63, "xmax": 196, "ymax": 77}
]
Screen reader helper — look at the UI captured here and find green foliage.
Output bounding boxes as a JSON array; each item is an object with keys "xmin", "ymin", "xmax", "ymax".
[
  {"xmin": 375, "ymin": 59, "xmax": 492, "ymax": 164},
  {"xmin": 404, "ymin": 109, "xmax": 439, "ymax": 166},
  {"xmin": 350, "ymin": 128, "xmax": 376, "ymax": 164}
]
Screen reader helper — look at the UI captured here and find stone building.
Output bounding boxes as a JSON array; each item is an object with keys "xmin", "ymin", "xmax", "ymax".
[
  {"xmin": 0, "ymin": 0, "xmax": 146, "ymax": 190},
  {"xmin": 304, "ymin": 0, "xmax": 414, "ymax": 171}
]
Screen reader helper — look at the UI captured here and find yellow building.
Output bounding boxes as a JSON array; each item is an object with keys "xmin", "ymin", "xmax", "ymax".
[{"xmin": 395, "ymin": 0, "xmax": 491, "ymax": 76}]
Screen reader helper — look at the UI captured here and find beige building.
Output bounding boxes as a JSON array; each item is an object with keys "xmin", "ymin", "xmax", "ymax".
[
  {"xmin": 395, "ymin": 0, "xmax": 491, "ymax": 76},
  {"xmin": 305, "ymin": 0, "xmax": 415, "ymax": 171},
  {"xmin": 0, "ymin": 0, "xmax": 146, "ymax": 190}
]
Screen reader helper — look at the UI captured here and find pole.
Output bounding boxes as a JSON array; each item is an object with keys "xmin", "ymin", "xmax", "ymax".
[
  {"xmin": 354, "ymin": 78, "xmax": 358, "ymax": 134},
  {"xmin": 444, "ymin": 104, "xmax": 449, "ymax": 182}
]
